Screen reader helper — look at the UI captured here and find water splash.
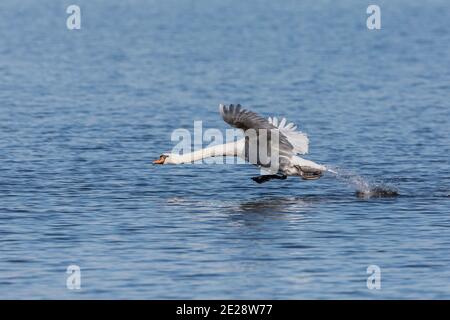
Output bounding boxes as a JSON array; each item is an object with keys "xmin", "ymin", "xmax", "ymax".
[{"xmin": 325, "ymin": 166, "xmax": 399, "ymax": 198}]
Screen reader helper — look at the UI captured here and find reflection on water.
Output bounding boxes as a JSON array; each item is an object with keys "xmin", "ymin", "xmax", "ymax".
[
  {"xmin": 167, "ymin": 195, "xmax": 326, "ymax": 215},
  {"xmin": 238, "ymin": 197, "xmax": 312, "ymax": 213}
]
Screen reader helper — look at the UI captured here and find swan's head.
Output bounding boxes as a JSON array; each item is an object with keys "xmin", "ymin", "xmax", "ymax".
[{"xmin": 153, "ymin": 154, "xmax": 169, "ymax": 165}]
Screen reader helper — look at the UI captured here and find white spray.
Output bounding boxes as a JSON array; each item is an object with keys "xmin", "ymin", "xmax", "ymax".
[{"xmin": 324, "ymin": 166, "xmax": 398, "ymax": 198}]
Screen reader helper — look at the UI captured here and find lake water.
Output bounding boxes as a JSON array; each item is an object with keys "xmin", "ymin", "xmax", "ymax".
[{"xmin": 0, "ymin": 0, "xmax": 449, "ymax": 299}]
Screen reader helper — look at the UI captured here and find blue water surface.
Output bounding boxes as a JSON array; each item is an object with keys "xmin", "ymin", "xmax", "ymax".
[{"xmin": 0, "ymin": 0, "xmax": 449, "ymax": 299}]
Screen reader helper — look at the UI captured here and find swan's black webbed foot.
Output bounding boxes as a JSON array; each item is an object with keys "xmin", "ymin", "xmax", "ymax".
[
  {"xmin": 251, "ymin": 175, "xmax": 287, "ymax": 184},
  {"xmin": 298, "ymin": 166, "xmax": 323, "ymax": 180}
]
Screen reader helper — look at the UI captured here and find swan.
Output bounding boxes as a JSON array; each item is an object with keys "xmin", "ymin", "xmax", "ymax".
[{"xmin": 153, "ymin": 104, "xmax": 329, "ymax": 183}]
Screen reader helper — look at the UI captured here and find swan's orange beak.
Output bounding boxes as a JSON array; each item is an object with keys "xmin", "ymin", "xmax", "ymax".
[{"xmin": 153, "ymin": 155, "xmax": 167, "ymax": 165}]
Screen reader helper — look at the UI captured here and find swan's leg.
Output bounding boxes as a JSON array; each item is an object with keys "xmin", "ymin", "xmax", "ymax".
[{"xmin": 251, "ymin": 175, "xmax": 287, "ymax": 184}]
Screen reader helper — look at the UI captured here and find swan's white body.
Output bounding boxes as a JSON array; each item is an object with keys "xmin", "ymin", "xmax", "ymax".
[
  {"xmin": 155, "ymin": 104, "xmax": 327, "ymax": 182},
  {"xmin": 165, "ymin": 139, "xmax": 326, "ymax": 173}
]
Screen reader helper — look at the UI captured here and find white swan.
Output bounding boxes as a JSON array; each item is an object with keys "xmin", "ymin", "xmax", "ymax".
[{"xmin": 153, "ymin": 104, "xmax": 328, "ymax": 183}]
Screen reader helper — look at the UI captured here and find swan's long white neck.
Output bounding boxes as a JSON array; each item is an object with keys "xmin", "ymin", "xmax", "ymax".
[{"xmin": 167, "ymin": 141, "xmax": 243, "ymax": 164}]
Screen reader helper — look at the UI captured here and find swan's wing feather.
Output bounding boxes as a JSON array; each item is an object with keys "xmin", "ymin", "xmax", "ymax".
[
  {"xmin": 284, "ymin": 131, "xmax": 309, "ymax": 154},
  {"xmin": 220, "ymin": 104, "xmax": 273, "ymax": 131},
  {"xmin": 219, "ymin": 104, "xmax": 294, "ymax": 154},
  {"xmin": 268, "ymin": 116, "xmax": 309, "ymax": 154}
]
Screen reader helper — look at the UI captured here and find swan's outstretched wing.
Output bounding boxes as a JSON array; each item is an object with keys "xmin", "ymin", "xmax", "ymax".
[
  {"xmin": 219, "ymin": 104, "xmax": 293, "ymax": 152},
  {"xmin": 219, "ymin": 104, "xmax": 295, "ymax": 173},
  {"xmin": 268, "ymin": 116, "xmax": 309, "ymax": 154}
]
